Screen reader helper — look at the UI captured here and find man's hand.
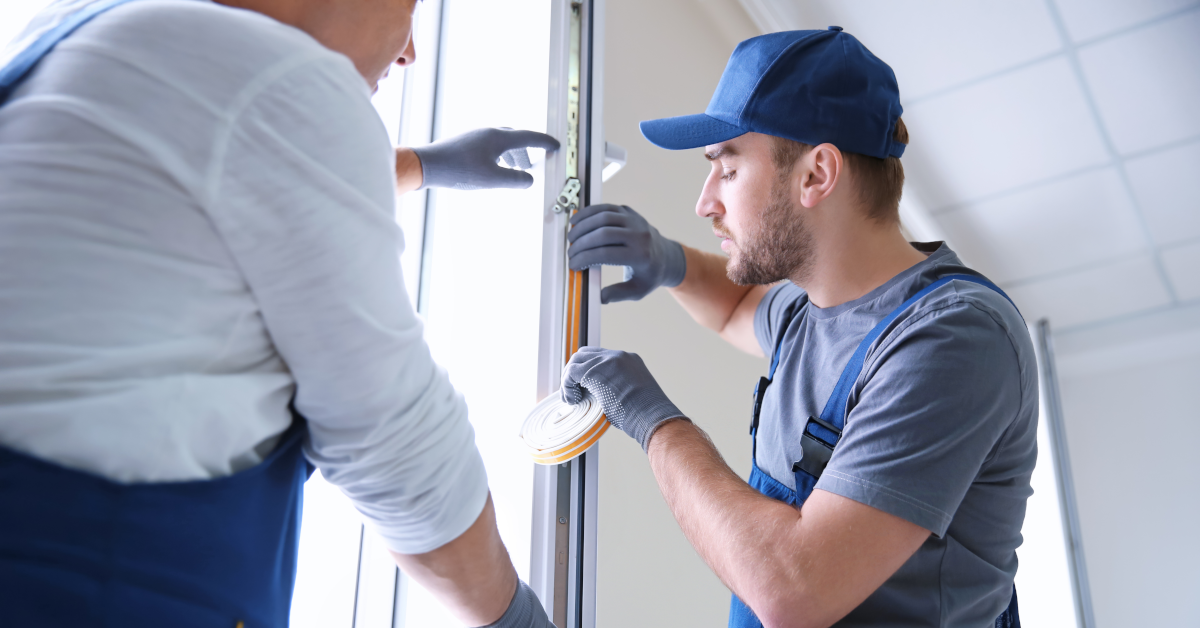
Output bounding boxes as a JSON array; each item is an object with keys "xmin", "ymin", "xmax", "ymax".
[
  {"xmin": 411, "ymin": 127, "xmax": 559, "ymax": 191},
  {"xmin": 567, "ymin": 204, "xmax": 686, "ymax": 303},
  {"xmin": 561, "ymin": 346, "xmax": 687, "ymax": 451}
]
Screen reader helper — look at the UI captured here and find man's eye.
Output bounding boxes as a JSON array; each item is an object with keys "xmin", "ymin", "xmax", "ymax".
[{"xmin": 721, "ymin": 170, "xmax": 735, "ymax": 181}]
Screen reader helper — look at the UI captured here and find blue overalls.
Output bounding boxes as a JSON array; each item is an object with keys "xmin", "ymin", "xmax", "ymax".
[
  {"xmin": 0, "ymin": 2, "xmax": 314, "ymax": 625},
  {"xmin": 728, "ymin": 275, "xmax": 1022, "ymax": 628}
]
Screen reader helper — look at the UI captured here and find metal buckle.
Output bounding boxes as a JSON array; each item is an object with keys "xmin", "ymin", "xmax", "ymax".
[{"xmin": 791, "ymin": 416, "xmax": 841, "ymax": 480}]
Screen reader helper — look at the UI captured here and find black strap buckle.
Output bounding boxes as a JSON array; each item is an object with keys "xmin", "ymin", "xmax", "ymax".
[
  {"xmin": 750, "ymin": 376, "xmax": 770, "ymax": 435},
  {"xmin": 791, "ymin": 416, "xmax": 841, "ymax": 480}
]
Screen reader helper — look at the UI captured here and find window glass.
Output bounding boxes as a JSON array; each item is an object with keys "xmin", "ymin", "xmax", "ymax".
[
  {"xmin": 1013, "ymin": 390, "xmax": 1081, "ymax": 626},
  {"xmin": 403, "ymin": 0, "xmax": 552, "ymax": 624},
  {"xmin": 0, "ymin": 0, "xmax": 51, "ymax": 50}
]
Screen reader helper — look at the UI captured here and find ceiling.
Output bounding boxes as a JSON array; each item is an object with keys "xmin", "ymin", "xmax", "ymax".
[{"xmin": 735, "ymin": 0, "xmax": 1200, "ymax": 336}]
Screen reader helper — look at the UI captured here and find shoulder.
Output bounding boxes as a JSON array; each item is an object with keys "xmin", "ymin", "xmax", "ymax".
[
  {"xmin": 70, "ymin": 0, "xmax": 361, "ymax": 103},
  {"xmin": 87, "ymin": 0, "xmax": 322, "ymax": 56},
  {"xmin": 754, "ymin": 281, "xmax": 809, "ymax": 352},
  {"xmin": 872, "ymin": 277, "xmax": 1035, "ymax": 387}
]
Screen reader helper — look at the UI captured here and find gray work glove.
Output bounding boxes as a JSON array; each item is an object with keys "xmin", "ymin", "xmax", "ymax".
[
  {"xmin": 477, "ymin": 580, "xmax": 553, "ymax": 628},
  {"xmin": 567, "ymin": 204, "xmax": 686, "ymax": 303},
  {"xmin": 561, "ymin": 346, "xmax": 687, "ymax": 452},
  {"xmin": 413, "ymin": 127, "xmax": 560, "ymax": 191}
]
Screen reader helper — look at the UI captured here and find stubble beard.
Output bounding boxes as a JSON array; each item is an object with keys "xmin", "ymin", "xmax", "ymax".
[{"xmin": 719, "ymin": 173, "xmax": 814, "ymax": 286}]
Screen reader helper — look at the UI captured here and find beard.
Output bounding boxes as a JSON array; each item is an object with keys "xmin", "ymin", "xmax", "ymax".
[{"xmin": 718, "ymin": 175, "xmax": 814, "ymax": 286}]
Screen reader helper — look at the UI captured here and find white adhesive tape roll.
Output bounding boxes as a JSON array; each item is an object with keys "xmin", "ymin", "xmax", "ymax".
[{"xmin": 519, "ymin": 391, "xmax": 609, "ymax": 465}]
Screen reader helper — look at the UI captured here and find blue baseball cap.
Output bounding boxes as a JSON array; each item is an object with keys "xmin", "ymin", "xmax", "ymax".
[{"xmin": 640, "ymin": 27, "xmax": 906, "ymax": 159}]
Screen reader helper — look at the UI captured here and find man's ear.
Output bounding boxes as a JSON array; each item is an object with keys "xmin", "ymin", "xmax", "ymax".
[{"xmin": 798, "ymin": 143, "xmax": 842, "ymax": 209}]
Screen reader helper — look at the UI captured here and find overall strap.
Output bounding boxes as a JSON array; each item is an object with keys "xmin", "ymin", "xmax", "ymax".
[
  {"xmin": 0, "ymin": 0, "xmax": 145, "ymax": 101},
  {"xmin": 819, "ymin": 274, "xmax": 1019, "ymax": 431},
  {"xmin": 794, "ymin": 274, "xmax": 1020, "ymax": 480},
  {"xmin": 749, "ymin": 298, "xmax": 802, "ymax": 459}
]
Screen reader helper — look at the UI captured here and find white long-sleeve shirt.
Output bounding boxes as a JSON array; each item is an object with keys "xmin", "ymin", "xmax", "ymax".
[{"xmin": 0, "ymin": 0, "xmax": 488, "ymax": 554}]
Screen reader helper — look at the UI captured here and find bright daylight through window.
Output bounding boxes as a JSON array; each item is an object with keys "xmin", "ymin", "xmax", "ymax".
[
  {"xmin": 405, "ymin": 0, "xmax": 551, "ymax": 624},
  {"xmin": 292, "ymin": 0, "xmax": 553, "ymax": 626}
]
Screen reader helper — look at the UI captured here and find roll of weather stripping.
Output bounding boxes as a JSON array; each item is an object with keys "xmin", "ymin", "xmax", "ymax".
[{"xmin": 520, "ymin": 391, "xmax": 609, "ymax": 465}]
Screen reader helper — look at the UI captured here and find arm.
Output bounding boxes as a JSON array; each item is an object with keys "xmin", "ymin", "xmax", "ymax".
[
  {"xmin": 212, "ymin": 60, "xmax": 551, "ymax": 626},
  {"xmin": 560, "ymin": 348, "xmax": 927, "ymax": 627},
  {"xmin": 669, "ymin": 245, "xmax": 769, "ymax": 357},
  {"xmin": 648, "ymin": 420, "xmax": 928, "ymax": 628},
  {"xmin": 391, "ymin": 494, "xmax": 517, "ymax": 626},
  {"xmin": 395, "ymin": 147, "xmax": 422, "ymax": 194}
]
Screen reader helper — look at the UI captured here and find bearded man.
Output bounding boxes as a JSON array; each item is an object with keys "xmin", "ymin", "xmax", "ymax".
[{"xmin": 562, "ymin": 28, "xmax": 1035, "ymax": 628}]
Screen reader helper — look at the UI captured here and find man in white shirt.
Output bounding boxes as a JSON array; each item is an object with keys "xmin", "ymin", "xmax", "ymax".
[{"xmin": 0, "ymin": 0, "xmax": 557, "ymax": 626}]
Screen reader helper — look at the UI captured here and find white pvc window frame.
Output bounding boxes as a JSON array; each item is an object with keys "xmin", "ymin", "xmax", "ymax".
[{"xmin": 529, "ymin": 2, "xmax": 605, "ymax": 627}]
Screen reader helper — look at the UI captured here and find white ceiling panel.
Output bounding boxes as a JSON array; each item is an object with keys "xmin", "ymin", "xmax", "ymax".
[
  {"xmin": 903, "ymin": 57, "xmax": 1108, "ymax": 210},
  {"xmin": 1003, "ymin": 255, "xmax": 1172, "ymax": 329},
  {"xmin": 1053, "ymin": 0, "xmax": 1198, "ymax": 43},
  {"xmin": 937, "ymin": 168, "xmax": 1145, "ymax": 284},
  {"xmin": 1161, "ymin": 241, "xmax": 1200, "ymax": 301},
  {"xmin": 1124, "ymin": 140, "xmax": 1200, "ymax": 246},
  {"xmin": 1078, "ymin": 11, "xmax": 1200, "ymax": 156},
  {"xmin": 761, "ymin": 0, "xmax": 1061, "ymax": 102}
]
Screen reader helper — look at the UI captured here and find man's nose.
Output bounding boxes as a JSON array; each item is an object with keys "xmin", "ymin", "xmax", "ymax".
[
  {"xmin": 695, "ymin": 170, "xmax": 724, "ymax": 219},
  {"xmin": 396, "ymin": 35, "xmax": 417, "ymax": 67}
]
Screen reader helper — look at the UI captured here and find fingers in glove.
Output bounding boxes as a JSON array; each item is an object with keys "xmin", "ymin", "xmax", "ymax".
[
  {"xmin": 569, "ymin": 203, "xmax": 626, "ymax": 227},
  {"xmin": 568, "ymin": 225, "xmax": 637, "ymax": 254},
  {"xmin": 560, "ymin": 347, "xmax": 609, "ymax": 404},
  {"xmin": 600, "ymin": 280, "xmax": 652, "ymax": 304},
  {"xmin": 569, "ymin": 245, "xmax": 634, "ymax": 271},
  {"xmin": 500, "ymin": 147, "xmax": 532, "ymax": 170},
  {"xmin": 486, "ymin": 166, "xmax": 536, "ymax": 189},
  {"xmin": 567, "ymin": 210, "xmax": 628, "ymax": 243},
  {"xmin": 498, "ymin": 129, "xmax": 560, "ymax": 152}
]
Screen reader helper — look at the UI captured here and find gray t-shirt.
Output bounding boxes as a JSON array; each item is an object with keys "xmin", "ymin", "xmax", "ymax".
[{"xmin": 752, "ymin": 243, "xmax": 1038, "ymax": 627}]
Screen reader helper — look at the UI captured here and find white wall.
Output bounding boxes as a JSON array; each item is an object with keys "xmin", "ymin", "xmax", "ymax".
[
  {"xmin": 1054, "ymin": 306, "xmax": 1200, "ymax": 628},
  {"xmin": 595, "ymin": 0, "xmax": 760, "ymax": 625},
  {"xmin": 595, "ymin": 2, "xmax": 1200, "ymax": 627}
]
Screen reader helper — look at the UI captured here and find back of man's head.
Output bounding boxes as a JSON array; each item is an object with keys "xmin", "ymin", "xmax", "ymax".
[{"xmin": 769, "ymin": 117, "xmax": 909, "ymax": 225}]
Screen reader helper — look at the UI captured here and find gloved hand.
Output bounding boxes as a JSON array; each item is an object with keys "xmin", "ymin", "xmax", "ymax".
[
  {"xmin": 413, "ymin": 127, "xmax": 559, "ymax": 191},
  {"xmin": 477, "ymin": 580, "xmax": 553, "ymax": 628},
  {"xmin": 567, "ymin": 204, "xmax": 686, "ymax": 303},
  {"xmin": 561, "ymin": 346, "xmax": 687, "ymax": 452}
]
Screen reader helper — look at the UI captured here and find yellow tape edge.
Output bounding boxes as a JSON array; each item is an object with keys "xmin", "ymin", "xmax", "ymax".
[{"xmin": 529, "ymin": 415, "xmax": 609, "ymax": 465}]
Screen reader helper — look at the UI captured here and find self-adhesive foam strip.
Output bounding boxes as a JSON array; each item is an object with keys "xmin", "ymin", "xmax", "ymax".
[{"xmin": 520, "ymin": 391, "xmax": 608, "ymax": 465}]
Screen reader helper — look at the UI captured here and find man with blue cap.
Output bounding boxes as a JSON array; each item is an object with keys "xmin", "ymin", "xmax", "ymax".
[
  {"xmin": 563, "ymin": 28, "xmax": 1033, "ymax": 627},
  {"xmin": 0, "ymin": 0, "xmax": 557, "ymax": 626}
]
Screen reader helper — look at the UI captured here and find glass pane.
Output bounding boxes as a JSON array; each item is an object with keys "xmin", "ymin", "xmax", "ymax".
[
  {"xmin": 0, "ymin": 0, "xmax": 51, "ymax": 50},
  {"xmin": 402, "ymin": 0, "xmax": 552, "ymax": 624},
  {"xmin": 372, "ymin": 65, "xmax": 406, "ymax": 147},
  {"xmin": 1013, "ymin": 385, "xmax": 1081, "ymax": 627},
  {"xmin": 290, "ymin": 471, "xmax": 365, "ymax": 628}
]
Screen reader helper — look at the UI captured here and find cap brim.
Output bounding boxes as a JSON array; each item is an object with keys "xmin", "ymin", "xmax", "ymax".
[{"xmin": 639, "ymin": 113, "xmax": 748, "ymax": 150}]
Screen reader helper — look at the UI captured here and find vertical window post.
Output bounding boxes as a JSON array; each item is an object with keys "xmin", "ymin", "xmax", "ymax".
[{"xmin": 532, "ymin": 2, "xmax": 604, "ymax": 627}]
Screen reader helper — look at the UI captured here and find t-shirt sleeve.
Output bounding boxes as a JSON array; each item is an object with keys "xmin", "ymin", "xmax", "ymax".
[
  {"xmin": 813, "ymin": 300, "xmax": 1024, "ymax": 537},
  {"xmin": 204, "ymin": 54, "xmax": 488, "ymax": 554},
  {"xmin": 754, "ymin": 282, "xmax": 806, "ymax": 356}
]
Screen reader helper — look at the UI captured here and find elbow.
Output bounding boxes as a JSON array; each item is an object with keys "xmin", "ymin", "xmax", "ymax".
[{"xmin": 745, "ymin": 589, "xmax": 830, "ymax": 628}]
